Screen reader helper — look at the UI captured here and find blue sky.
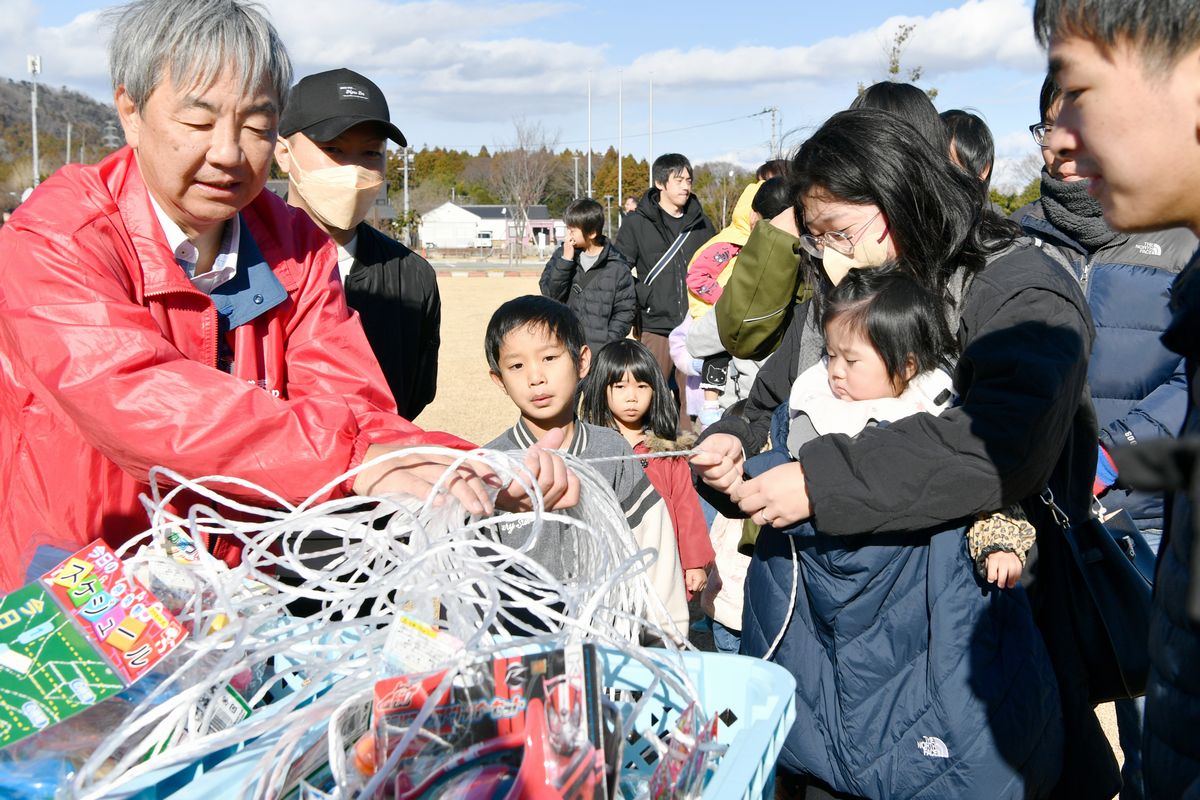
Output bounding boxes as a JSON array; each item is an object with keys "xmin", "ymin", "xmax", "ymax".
[{"xmin": 2, "ymin": 0, "xmax": 1049, "ymax": 190}]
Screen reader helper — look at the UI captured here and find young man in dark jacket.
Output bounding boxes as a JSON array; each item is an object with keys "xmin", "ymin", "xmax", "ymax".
[
  {"xmin": 615, "ymin": 153, "xmax": 715, "ymax": 431},
  {"xmin": 1017, "ymin": 72, "xmax": 1197, "ymax": 800},
  {"xmin": 539, "ymin": 198, "xmax": 635, "ymax": 355},
  {"xmin": 1036, "ymin": 2, "xmax": 1200, "ymax": 798},
  {"xmin": 275, "ymin": 68, "xmax": 440, "ymax": 421}
]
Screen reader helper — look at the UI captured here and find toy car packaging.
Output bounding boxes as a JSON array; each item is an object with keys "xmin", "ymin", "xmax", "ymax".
[{"xmin": 367, "ymin": 643, "xmax": 609, "ymax": 799}]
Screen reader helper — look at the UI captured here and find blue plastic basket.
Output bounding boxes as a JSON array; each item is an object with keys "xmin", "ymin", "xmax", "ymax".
[
  {"xmin": 602, "ymin": 648, "xmax": 796, "ymax": 799},
  {"xmin": 103, "ymin": 647, "xmax": 796, "ymax": 799}
]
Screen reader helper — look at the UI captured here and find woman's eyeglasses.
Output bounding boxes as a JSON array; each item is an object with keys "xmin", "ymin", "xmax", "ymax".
[{"xmin": 798, "ymin": 211, "xmax": 883, "ymax": 260}]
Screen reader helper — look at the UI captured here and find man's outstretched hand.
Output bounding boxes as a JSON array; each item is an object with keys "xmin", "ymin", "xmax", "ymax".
[
  {"xmin": 353, "ymin": 428, "xmax": 580, "ymax": 516},
  {"xmin": 353, "ymin": 445, "xmax": 499, "ymax": 516}
]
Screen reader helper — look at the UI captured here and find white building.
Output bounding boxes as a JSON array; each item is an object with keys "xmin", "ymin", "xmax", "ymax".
[{"xmin": 418, "ymin": 203, "xmax": 557, "ymax": 249}]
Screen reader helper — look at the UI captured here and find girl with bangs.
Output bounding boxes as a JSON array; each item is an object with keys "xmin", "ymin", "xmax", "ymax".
[{"xmin": 581, "ymin": 340, "xmax": 714, "ymax": 597}]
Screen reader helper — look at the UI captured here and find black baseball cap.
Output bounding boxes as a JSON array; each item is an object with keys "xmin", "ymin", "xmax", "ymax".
[{"xmin": 279, "ymin": 68, "xmax": 407, "ymax": 146}]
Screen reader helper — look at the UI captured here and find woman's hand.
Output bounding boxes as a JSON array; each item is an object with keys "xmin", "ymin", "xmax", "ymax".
[
  {"xmin": 730, "ymin": 461, "xmax": 811, "ymax": 528},
  {"xmin": 684, "ymin": 567, "xmax": 708, "ymax": 593},
  {"xmin": 688, "ymin": 433, "xmax": 745, "ymax": 493}
]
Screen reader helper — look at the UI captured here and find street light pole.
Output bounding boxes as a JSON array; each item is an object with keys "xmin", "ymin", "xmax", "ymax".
[
  {"xmin": 401, "ymin": 146, "xmax": 413, "ymax": 245},
  {"xmin": 28, "ymin": 55, "xmax": 40, "ymax": 186},
  {"xmin": 403, "ymin": 146, "xmax": 412, "ymax": 219},
  {"xmin": 648, "ymin": 75, "xmax": 653, "ymax": 190},
  {"xmin": 617, "ymin": 70, "xmax": 623, "ymax": 222},
  {"xmin": 715, "ymin": 170, "xmax": 734, "ymax": 227},
  {"xmin": 586, "ymin": 71, "xmax": 592, "ymax": 198},
  {"xmin": 572, "ymin": 155, "xmax": 579, "ymax": 199},
  {"xmin": 721, "ymin": 176, "xmax": 727, "ymax": 228},
  {"xmin": 603, "ymin": 195, "xmax": 613, "ymax": 238}
]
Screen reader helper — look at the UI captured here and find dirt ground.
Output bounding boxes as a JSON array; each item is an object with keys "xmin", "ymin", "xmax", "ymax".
[
  {"xmin": 413, "ymin": 275, "xmax": 541, "ymax": 444},
  {"xmin": 417, "ymin": 274, "xmax": 1124, "ymax": 779}
]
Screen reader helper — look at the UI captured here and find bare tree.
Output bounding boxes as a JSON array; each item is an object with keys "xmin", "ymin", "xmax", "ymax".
[
  {"xmin": 858, "ymin": 23, "xmax": 938, "ymax": 100},
  {"xmin": 491, "ymin": 118, "xmax": 561, "ymax": 257}
]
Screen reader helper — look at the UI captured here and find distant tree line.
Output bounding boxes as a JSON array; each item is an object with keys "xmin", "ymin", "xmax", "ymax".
[{"xmin": 387, "ymin": 130, "xmax": 754, "ymax": 239}]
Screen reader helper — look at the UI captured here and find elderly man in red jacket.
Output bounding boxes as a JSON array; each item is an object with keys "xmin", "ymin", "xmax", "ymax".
[{"xmin": 0, "ymin": 0, "xmax": 576, "ymax": 591}]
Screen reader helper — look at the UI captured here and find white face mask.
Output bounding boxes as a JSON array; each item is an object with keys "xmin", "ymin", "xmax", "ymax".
[
  {"xmin": 284, "ymin": 144, "xmax": 383, "ymax": 231},
  {"xmin": 820, "ymin": 225, "xmax": 892, "ymax": 286}
]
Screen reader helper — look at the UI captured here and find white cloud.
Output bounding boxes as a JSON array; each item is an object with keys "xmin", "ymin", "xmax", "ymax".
[
  {"xmin": 995, "ymin": 127, "xmax": 1037, "ymax": 156},
  {"xmin": 699, "ymin": 148, "xmax": 770, "ymax": 172},
  {"xmin": 0, "ymin": 6, "xmax": 109, "ymax": 95},
  {"xmin": 0, "ymin": 0, "xmax": 1047, "ymax": 162},
  {"xmin": 624, "ymin": 0, "xmax": 1039, "ymax": 91}
]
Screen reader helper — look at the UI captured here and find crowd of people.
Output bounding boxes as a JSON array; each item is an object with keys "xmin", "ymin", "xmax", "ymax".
[{"xmin": 0, "ymin": 0, "xmax": 1199, "ymax": 798}]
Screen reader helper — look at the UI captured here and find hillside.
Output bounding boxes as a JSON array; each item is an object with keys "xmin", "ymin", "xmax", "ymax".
[{"xmin": 0, "ymin": 77, "xmax": 121, "ymax": 192}]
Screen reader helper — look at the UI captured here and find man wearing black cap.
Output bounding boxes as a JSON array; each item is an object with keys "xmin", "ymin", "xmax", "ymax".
[{"xmin": 276, "ymin": 68, "xmax": 440, "ymax": 421}]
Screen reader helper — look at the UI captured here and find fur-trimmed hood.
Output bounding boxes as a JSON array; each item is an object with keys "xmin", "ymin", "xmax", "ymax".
[{"xmin": 642, "ymin": 431, "xmax": 697, "ymax": 453}]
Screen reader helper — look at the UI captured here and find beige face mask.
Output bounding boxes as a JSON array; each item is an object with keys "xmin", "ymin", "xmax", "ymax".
[
  {"xmin": 820, "ymin": 224, "xmax": 892, "ymax": 286},
  {"xmin": 284, "ymin": 144, "xmax": 384, "ymax": 231}
]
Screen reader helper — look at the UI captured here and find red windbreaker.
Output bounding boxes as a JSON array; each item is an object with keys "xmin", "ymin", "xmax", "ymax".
[
  {"xmin": 632, "ymin": 440, "xmax": 714, "ymax": 579},
  {"xmin": 0, "ymin": 147, "xmax": 471, "ymax": 589}
]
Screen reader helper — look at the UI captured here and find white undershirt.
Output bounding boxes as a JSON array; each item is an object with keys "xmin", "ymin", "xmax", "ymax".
[
  {"xmin": 148, "ymin": 194, "xmax": 240, "ymax": 294},
  {"xmin": 336, "ymin": 234, "xmax": 359, "ymax": 283}
]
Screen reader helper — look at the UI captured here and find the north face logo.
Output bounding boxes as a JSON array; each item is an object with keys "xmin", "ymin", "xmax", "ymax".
[
  {"xmin": 338, "ymin": 83, "xmax": 370, "ymax": 102},
  {"xmin": 917, "ymin": 736, "xmax": 950, "ymax": 758},
  {"xmin": 1135, "ymin": 242, "xmax": 1163, "ymax": 256}
]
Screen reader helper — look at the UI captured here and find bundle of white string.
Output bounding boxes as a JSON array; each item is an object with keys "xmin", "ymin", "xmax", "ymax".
[{"xmin": 67, "ymin": 446, "xmax": 703, "ymax": 800}]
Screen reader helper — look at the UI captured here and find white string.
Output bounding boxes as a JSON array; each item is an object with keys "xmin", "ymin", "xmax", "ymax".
[
  {"xmin": 586, "ymin": 448, "xmax": 699, "ymax": 463},
  {"xmin": 62, "ymin": 446, "xmax": 705, "ymax": 800},
  {"xmin": 762, "ymin": 535, "xmax": 799, "ymax": 662}
]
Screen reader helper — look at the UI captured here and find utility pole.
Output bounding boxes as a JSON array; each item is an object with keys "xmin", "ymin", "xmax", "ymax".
[
  {"xmin": 401, "ymin": 146, "xmax": 412, "ymax": 244},
  {"xmin": 28, "ymin": 55, "xmax": 40, "ymax": 186},
  {"xmin": 586, "ymin": 71, "xmax": 592, "ymax": 198},
  {"xmin": 65, "ymin": 120, "xmax": 71, "ymax": 165},
  {"xmin": 769, "ymin": 106, "xmax": 779, "ymax": 157},
  {"xmin": 648, "ymin": 75, "xmax": 653, "ymax": 190},
  {"xmin": 79, "ymin": 129, "xmax": 86, "ymax": 163},
  {"xmin": 572, "ymin": 154, "xmax": 580, "ymax": 199},
  {"xmin": 722, "ymin": 169, "xmax": 734, "ymax": 226},
  {"xmin": 617, "ymin": 70, "xmax": 623, "ymax": 223},
  {"xmin": 102, "ymin": 121, "xmax": 122, "ymax": 151},
  {"xmin": 401, "ymin": 147, "xmax": 410, "ymax": 216}
]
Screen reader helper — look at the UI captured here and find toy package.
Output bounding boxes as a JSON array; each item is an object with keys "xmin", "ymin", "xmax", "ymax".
[
  {"xmin": 0, "ymin": 541, "xmax": 186, "ymax": 751},
  {"xmin": 367, "ymin": 643, "xmax": 611, "ymax": 799},
  {"xmin": 647, "ymin": 703, "xmax": 719, "ymax": 800}
]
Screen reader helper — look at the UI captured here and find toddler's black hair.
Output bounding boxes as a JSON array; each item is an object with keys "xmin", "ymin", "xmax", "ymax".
[
  {"xmin": 751, "ymin": 177, "xmax": 791, "ymax": 220},
  {"xmin": 821, "ymin": 266, "xmax": 957, "ymax": 393}
]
